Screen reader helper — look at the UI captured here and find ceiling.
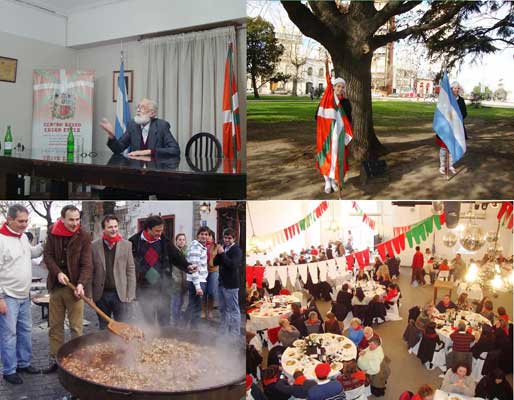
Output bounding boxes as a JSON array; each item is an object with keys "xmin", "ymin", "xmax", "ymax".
[{"xmin": 13, "ymin": 0, "xmax": 127, "ymax": 15}]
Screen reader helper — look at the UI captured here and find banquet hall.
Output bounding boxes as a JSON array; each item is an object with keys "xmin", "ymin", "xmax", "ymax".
[{"xmin": 245, "ymin": 201, "xmax": 513, "ymax": 400}]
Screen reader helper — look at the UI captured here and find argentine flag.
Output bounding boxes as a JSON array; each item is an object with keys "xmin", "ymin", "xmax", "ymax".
[
  {"xmin": 432, "ymin": 71, "xmax": 466, "ymax": 165},
  {"xmin": 115, "ymin": 59, "xmax": 131, "ymax": 139}
]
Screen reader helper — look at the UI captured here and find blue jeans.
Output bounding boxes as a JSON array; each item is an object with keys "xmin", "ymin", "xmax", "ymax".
[
  {"xmin": 218, "ymin": 286, "xmax": 240, "ymax": 337},
  {"xmin": 0, "ymin": 296, "xmax": 32, "ymax": 375},
  {"xmin": 206, "ymin": 271, "xmax": 219, "ymax": 302},
  {"xmin": 96, "ymin": 290, "xmax": 125, "ymax": 330},
  {"xmin": 187, "ymin": 281, "xmax": 206, "ymax": 328},
  {"xmin": 170, "ymin": 293, "xmax": 185, "ymax": 322}
]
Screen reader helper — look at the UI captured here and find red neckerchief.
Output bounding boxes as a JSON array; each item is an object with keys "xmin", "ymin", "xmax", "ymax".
[
  {"xmin": 142, "ymin": 230, "xmax": 160, "ymax": 244},
  {"xmin": 206, "ymin": 240, "xmax": 214, "ymax": 260},
  {"xmin": 51, "ymin": 219, "xmax": 78, "ymax": 237},
  {"xmin": 0, "ymin": 223, "xmax": 22, "ymax": 238},
  {"xmin": 102, "ymin": 233, "xmax": 122, "ymax": 249},
  {"xmin": 294, "ymin": 375, "xmax": 306, "ymax": 385},
  {"xmin": 263, "ymin": 377, "xmax": 279, "ymax": 386}
]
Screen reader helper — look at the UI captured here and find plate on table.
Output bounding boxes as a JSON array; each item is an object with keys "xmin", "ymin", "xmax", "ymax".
[
  {"xmin": 285, "ymin": 359, "xmax": 297, "ymax": 367},
  {"xmin": 293, "ymin": 339, "xmax": 305, "ymax": 347},
  {"xmin": 343, "ymin": 343, "xmax": 353, "ymax": 349},
  {"xmin": 447, "ymin": 396, "xmax": 463, "ymax": 400},
  {"xmin": 330, "ymin": 362, "xmax": 343, "ymax": 371}
]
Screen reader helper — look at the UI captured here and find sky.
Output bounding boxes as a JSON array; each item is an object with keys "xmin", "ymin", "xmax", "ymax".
[{"xmin": 247, "ymin": 1, "xmax": 514, "ymax": 94}]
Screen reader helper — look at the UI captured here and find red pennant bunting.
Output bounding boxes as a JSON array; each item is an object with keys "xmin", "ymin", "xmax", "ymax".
[
  {"xmin": 345, "ymin": 254, "xmax": 355, "ymax": 271},
  {"xmin": 439, "ymin": 213, "xmax": 446, "ymax": 226},
  {"xmin": 385, "ymin": 241, "xmax": 395, "ymax": 258},
  {"xmin": 508, "ymin": 214, "xmax": 513, "ymax": 230},
  {"xmin": 376, "ymin": 242, "xmax": 387, "ymax": 262},
  {"xmin": 497, "ymin": 202, "xmax": 513, "ymax": 221},
  {"xmin": 392, "ymin": 233, "xmax": 406, "ymax": 253}
]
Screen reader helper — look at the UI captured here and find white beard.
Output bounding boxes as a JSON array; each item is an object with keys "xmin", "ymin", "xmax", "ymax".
[{"xmin": 134, "ymin": 114, "xmax": 151, "ymax": 125}]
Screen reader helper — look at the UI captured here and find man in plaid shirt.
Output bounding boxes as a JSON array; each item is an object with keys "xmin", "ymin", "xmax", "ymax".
[{"xmin": 186, "ymin": 226, "xmax": 210, "ymax": 327}]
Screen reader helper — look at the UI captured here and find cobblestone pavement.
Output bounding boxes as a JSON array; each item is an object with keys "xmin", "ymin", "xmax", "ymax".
[{"xmin": 0, "ymin": 264, "xmax": 230, "ymax": 400}]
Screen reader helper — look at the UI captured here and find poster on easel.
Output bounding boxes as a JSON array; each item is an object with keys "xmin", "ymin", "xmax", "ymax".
[{"xmin": 32, "ymin": 69, "xmax": 94, "ymax": 161}]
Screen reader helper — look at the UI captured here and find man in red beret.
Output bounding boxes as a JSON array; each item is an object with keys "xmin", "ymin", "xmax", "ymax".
[{"xmin": 307, "ymin": 362, "xmax": 346, "ymax": 400}]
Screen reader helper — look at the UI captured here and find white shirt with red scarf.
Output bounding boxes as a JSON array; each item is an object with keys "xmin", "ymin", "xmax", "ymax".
[{"xmin": 0, "ymin": 226, "xmax": 43, "ymax": 299}]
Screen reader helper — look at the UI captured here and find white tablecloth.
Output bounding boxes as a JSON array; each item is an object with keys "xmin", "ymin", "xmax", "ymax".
[
  {"xmin": 248, "ymin": 304, "xmax": 291, "ymax": 332},
  {"xmin": 434, "ymin": 389, "xmax": 482, "ymax": 400},
  {"xmin": 434, "ymin": 310, "xmax": 491, "ymax": 349},
  {"xmin": 281, "ymin": 333, "xmax": 358, "ymax": 380},
  {"xmin": 331, "ymin": 281, "xmax": 386, "ymax": 303}
]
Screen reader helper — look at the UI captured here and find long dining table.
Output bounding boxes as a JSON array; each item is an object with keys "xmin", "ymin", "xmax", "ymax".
[{"xmin": 0, "ymin": 148, "xmax": 245, "ymax": 199}]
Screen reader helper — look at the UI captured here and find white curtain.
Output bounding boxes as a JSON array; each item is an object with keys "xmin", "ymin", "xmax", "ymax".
[{"xmin": 143, "ymin": 26, "xmax": 237, "ymax": 154}]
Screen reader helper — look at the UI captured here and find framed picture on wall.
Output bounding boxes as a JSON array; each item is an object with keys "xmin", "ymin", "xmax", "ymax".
[
  {"xmin": 0, "ymin": 56, "xmax": 18, "ymax": 83},
  {"xmin": 112, "ymin": 70, "xmax": 133, "ymax": 102}
]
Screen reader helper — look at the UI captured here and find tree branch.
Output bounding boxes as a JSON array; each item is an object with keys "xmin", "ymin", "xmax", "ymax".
[
  {"xmin": 369, "ymin": 1, "xmax": 422, "ymax": 32},
  {"xmin": 309, "ymin": 1, "xmax": 344, "ymax": 35},
  {"xmin": 371, "ymin": 5, "xmax": 463, "ymax": 50},
  {"xmin": 281, "ymin": 1, "xmax": 333, "ymax": 46}
]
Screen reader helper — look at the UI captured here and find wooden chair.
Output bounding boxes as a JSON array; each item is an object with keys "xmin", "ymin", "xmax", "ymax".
[{"xmin": 185, "ymin": 132, "xmax": 222, "ymax": 172}]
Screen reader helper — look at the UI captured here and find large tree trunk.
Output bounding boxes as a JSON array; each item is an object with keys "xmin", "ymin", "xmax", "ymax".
[
  {"xmin": 252, "ymin": 73, "xmax": 260, "ymax": 99},
  {"xmin": 292, "ymin": 77, "xmax": 298, "ymax": 96},
  {"xmin": 332, "ymin": 51, "xmax": 386, "ymax": 161}
]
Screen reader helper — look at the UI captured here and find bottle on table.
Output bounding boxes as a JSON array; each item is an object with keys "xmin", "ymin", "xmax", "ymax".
[{"xmin": 4, "ymin": 125, "xmax": 12, "ymax": 155}]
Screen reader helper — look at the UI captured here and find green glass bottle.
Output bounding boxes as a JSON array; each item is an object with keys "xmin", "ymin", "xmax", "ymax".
[
  {"xmin": 4, "ymin": 126, "xmax": 12, "ymax": 156},
  {"xmin": 67, "ymin": 126, "xmax": 75, "ymax": 154}
]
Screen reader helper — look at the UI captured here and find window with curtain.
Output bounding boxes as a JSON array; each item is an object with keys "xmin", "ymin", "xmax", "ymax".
[{"xmin": 142, "ymin": 26, "xmax": 237, "ymax": 155}]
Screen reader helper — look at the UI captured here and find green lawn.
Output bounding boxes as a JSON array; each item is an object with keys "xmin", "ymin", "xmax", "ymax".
[{"xmin": 247, "ymin": 97, "xmax": 514, "ymax": 124}]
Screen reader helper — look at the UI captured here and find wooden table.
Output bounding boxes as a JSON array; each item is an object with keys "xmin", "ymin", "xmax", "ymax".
[
  {"xmin": 0, "ymin": 150, "xmax": 245, "ymax": 199},
  {"xmin": 32, "ymin": 294, "xmax": 50, "ymax": 321},
  {"xmin": 433, "ymin": 279, "xmax": 455, "ymax": 303}
]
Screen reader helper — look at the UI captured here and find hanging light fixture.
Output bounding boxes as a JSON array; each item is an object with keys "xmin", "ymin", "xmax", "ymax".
[
  {"xmin": 465, "ymin": 263, "xmax": 479, "ymax": 282},
  {"xmin": 327, "ymin": 201, "xmax": 340, "ymax": 233},
  {"xmin": 459, "ymin": 204, "xmax": 485, "ymax": 252},
  {"xmin": 247, "ymin": 203, "xmax": 264, "ymax": 255},
  {"xmin": 491, "ymin": 274, "xmax": 504, "ymax": 290}
]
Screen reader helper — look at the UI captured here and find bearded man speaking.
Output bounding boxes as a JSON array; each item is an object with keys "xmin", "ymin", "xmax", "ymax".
[{"xmin": 100, "ymin": 98, "xmax": 180, "ymax": 158}]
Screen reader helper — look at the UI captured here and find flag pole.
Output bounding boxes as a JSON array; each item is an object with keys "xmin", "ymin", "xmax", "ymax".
[{"xmin": 441, "ymin": 61, "xmax": 450, "ymax": 181}]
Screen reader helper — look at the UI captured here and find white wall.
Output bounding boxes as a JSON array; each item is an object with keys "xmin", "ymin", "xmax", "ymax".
[
  {"xmin": 0, "ymin": 31, "xmax": 76, "ymax": 149},
  {"xmin": 0, "ymin": 0, "xmax": 66, "ymax": 46},
  {"xmin": 67, "ymin": 0, "xmax": 246, "ymax": 48},
  {"xmin": 75, "ymin": 38, "xmax": 144, "ymax": 153}
]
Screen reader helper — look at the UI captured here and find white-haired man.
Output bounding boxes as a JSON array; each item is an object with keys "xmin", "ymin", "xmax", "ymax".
[
  {"xmin": 0, "ymin": 205, "xmax": 44, "ymax": 384},
  {"xmin": 100, "ymin": 98, "xmax": 180, "ymax": 158}
]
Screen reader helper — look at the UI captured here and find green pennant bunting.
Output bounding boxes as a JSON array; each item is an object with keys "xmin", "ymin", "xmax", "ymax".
[
  {"xmin": 413, "ymin": 223, "xmax": 426, "ymax": 244},
  {"xmin": 424, "ymin": 216, "xmax": 434, "ymax": 234},
  {"xmin": 406, "ymin": 229, "xmax": 414, "ymax": 248},
  {"xmin": 433, "ymin": 214, "xmax": 441, "ymax": 230},
  {"xmin": 299, "ymin": 218, "xmax": 306, "ymax": 231}
]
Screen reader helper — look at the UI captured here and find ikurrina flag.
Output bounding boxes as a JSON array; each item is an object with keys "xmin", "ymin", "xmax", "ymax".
[
  {"xmin": 222, "ymin": 42, "xmax": 241, "ymax": 159},
  {"xmin": 315, "ymin": 67, "xmax": 353, "ymax": 182},
  {"xmin": 432, "ymin": 71, "xmax": 466, "ymax": 165}
]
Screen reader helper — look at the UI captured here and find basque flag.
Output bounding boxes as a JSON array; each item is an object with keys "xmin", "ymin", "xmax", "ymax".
[
  {"xmin": 115, "ymin": 56, "xmax": 131, "ymax": 139},
  {"xmin": 222, "ymin": 42, "xmax": 241, "ymax": 159},
  {"xmin": 433, "ymin": 71, "xmax": 466, "ymax": 165}
]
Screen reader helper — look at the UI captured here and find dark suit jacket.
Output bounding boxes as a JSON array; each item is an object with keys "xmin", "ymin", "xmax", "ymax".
[
  {"xmin": 213, "ymin": 244, "xmax": 242, "ymax": 289},
  {"xmin": 107, "ymin": 118, "xmax": 180, "ymax": 157}
]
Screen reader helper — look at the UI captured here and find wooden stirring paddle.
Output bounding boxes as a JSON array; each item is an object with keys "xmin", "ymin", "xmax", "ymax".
[{"xmin": 63, "ymin": 278, "xmax": 144, "ymax": 342}]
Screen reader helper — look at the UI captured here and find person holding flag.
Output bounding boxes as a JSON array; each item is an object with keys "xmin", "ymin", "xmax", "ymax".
[
  {"xmin": 433, "ymin": 74, "xmax": 467, "ymax": 175},
  {"xmin": 315, "ymin": 57, "xmax": 353, "ymax": 194}
]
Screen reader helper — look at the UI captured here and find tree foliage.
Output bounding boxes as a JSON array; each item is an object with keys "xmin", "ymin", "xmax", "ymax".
[{"xmin": 247, "ymin": 16, "xmax": 285, "ymax": 98}]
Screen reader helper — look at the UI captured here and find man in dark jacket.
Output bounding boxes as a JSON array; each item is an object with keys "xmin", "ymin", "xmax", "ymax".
[
  {"xmin": 214, "ymin": 228, "xmax": 242, "ymax": 337},
  {"xmin": 43, "ymin": 205, "xmax": 92, "ymax": 373},
  {"xmin": 100, "ymin": 98, "xmax": 180, "ymax": 158},
  {"xmin": 128, "ymin": 215, "xmax": 195, "ymax": 326}
]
